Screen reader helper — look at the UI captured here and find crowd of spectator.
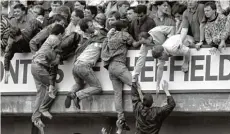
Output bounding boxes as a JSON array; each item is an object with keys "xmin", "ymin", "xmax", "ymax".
[{"xmin": 1, "ymin": 0, "xmax": 230, "ymax": 134}]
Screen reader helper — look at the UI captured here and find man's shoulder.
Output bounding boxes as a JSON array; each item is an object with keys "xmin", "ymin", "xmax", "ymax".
[
  {"xmin": 145, "ymin": 16, "xmax": 155, "ymax": 23},
  {"xmin": 9, "ymin": 17, "xmax": 17, "ymax": 25},
  {"xmin": 217, "ymin": 13, "xmax": 227, "ymax": 20},
  {"xmin": 182, "ymin": 9, "xmax": 189, "ymax": 17}
]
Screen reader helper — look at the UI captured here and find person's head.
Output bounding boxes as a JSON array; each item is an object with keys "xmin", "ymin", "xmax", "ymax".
[
  {"xmin": 74, "ymin": 1, "xmax": 86, "ymax": 11},
  {"xmin": 184, "ymin": 35, "xmax": 195, "ymax": 47},
  {"xmin": 204, "ymin": 2, "xmax": 216, "ymax": 19},
  {"xmin": 13, "ymin": 3, "xmax": 26, "ymax": 20},
  {"xmin": 51, "ymin": 24, "xmax": 65, "ymax": 36},
  {"xmin": 138, "ymin": 32, "xmax": 153, "ymax": 45},
  {"xmin": 127, "ymin": 7, "xmax": 137, "ymax": 22},
  {"xmin": 50, "ymin": 24, "xmax": 64, "ymax": 53},
  {"xmin": 9, "ymin": 26, "xmax": 21, "ymax": 39},
  {"xmin": 171, "ymin": 3, "xmax": 187, "ymax": 21},
  {"xmin": 1, "ymin": 0, "xmax": 8, "ymax": 7},
  {"xmin": 108, "ymin": 11, "xmax": 121, "ymax": 26},
  {"xmin": 137, "ymin": 0, "xmax": 149, "ymax": 5},
  {"xmin": 84, "ymin": 6, "xmax": 97, "ymax": 19},
  {"xmin": 135, "ymin": 5, "xmax": 147, "ymax": 21},
  {"xmin": 27, "ymin": 1, "xmax": 35, "ymax": 9},
  {"xmin": 50, "ymin": 14, "xmax": 67, "ymax": 27},
  {"xmin": 79, "ymin": 18, "xmax": 95, "ymax": 34},
  {"xmin": 143, "ymin": 94, "xmax": 153, "ymax": 107},
  {"xmin": 155, "ymin": 1, "xmax": 170, "ymax": 14},
  {"xmin": 95, "ymin": 13, "xmax": 106, "ymax": 27},
  {"xmin": 56, "ymin": 6, "xmax": 71, "ymax": 19},
  {"xmin": 187, "ymin": 0, "xmax": 198, "ymax": 9},
  {"xmin": 51, "ymin": 0, "xmax": 63, "ymax": 12},
  {"xmin": 152, "ymin": 45, "xmax": 164, "ymax": 59},
  {"xmin": 71, "ymin": 9, "xmax": 84, "ymax": 25},
  {"xmin": 10, "ymin": 0, "xmax": 20, "ymax": 7},
  {"xmin": 97, "ymin": 5, "xmax": 105, "ymax": 14},
  {"xmin": 111, "ymin": 20, "xmax": 129, "ymax": 31},
  {"xmin": 32, "ymin": 5, "xmax": 45, "ymax": 18},
  {"xmin": 117, "ymin": 1, "xmax": 130, "ymax": 17}
]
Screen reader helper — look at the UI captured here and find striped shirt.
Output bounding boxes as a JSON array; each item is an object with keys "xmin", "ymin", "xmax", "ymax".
[{"xmin": 0, "ymin": 15, "xmax": 11, "ymax": 54}]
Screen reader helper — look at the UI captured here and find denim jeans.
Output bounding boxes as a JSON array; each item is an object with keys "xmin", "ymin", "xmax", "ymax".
[
  {"xmin": 31, "ymin": 63, "xmax": 57, "ymax": 122},
  {"xmin": 108, "ymin": 61, "xmax": 132, "ymax": 121},
  {"xmin": 71, "ymin": 60, "xmax": 102, "ymax": 100}
]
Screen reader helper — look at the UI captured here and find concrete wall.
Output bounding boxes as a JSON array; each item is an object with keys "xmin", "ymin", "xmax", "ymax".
[
  {"xmin": 2, "ymin": 93, "xmax": 230, "ymax": 134},
  {"xmin": 2, "ymin": 116, "xmax": 230, "ymax": 134},
  {"xmin": 2, "ymin": 93, "xmax": 230, "ymax": 115}
]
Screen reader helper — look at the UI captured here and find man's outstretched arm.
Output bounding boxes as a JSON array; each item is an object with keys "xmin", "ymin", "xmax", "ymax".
[
  {"xmin": 157, "ymin": 81, "xmax": 176, "ymax": 121},
  {"xmin": 131, "ymin": 82, "xmax": 143, "ymax": 110}
]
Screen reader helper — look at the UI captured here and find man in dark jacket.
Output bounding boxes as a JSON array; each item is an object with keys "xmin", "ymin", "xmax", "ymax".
[
  {"xmin": 131, "ymin": 80, "xmax": 176, "ymax": 134},
  {"xmin": 129, "ymin": 5, "xmax": 155, "ymax": 40},
  {"xmin": 4, "ymin": 6, "xmax": 45, "ymax": 82},
  {"xmin": 29, "ymin": 14, "xmax": 66, "ymax": 54}
]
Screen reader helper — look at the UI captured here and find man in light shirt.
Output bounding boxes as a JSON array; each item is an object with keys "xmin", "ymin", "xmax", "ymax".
[
  {"xmin": 151, "ymin": 34, "xmax": 195, "ymax": 92},
  {"xmin": 64, "ymin": 9, "xmax": 84, "ymax": 36},
  {"xmin": 132, "ymin": 26, "xmax": 175, "ymax": 93}
]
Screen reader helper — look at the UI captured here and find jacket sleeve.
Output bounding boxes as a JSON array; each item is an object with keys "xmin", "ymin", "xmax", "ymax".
[
  {"xmin": 129, "ymin": 21, "xmax": 135, "ymax": 40},
  {"xmin": 60, "ymin": 32, "xmax": 81, "ymax": 60},
  {"xmin": 147, "ymin": 18, "xmax": 156, "ymax": 31},
  {"xmin": 157, "ymin": 96, "xmax": 176, "ymax": 121},
  {"xmin": 29, "ymin": 28, "xmax": 49, "ymax": 54},
  {"xmin": 4, "ymin": 37, "xmax": 15, "ymax": 71},
  {"xmin": 131, "ymin": 82, "xmax": 142, "ymax": 111}
]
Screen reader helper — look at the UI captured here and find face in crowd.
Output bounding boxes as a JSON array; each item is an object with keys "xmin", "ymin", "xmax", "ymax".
[
  {"xmin": 137, "ymin": 12, "xmax": 145, "ymax": 22},
  {"xmin": 87, "ymin": 21, "xmax": 95, "ymax": 34},
  {"xmin": 119, "ymin": 4, "xmax": 130, "ymax": 17},
  {"xmin": 84, "ymin": 9, "xmax": 93, "ymax": 19},
  {"xmin": 204, "ymin": 5, "xmax": 216, "ymax": 19},
  {"xmin": 14, "ymin": 7, "xmax": 25, "ymax": 20},
  {"xmin": 95, "ymin": 13, "xmax": 106, "ymax": 26},
  {"xmin": 108, "ymin": 16, "xmax": 117, "ymax": 26},
  {"xmin": 137, "ymin": 0, "xmax": 148, "ymax": 5},
  {"xmin": 127, "ymin": 8, "xmax": 137, "ymax": 22},
  {"xmin": 51, "ymin": 1, "xmax": 62, "ymax": 12},
  {"xmin": 174, "ymin": 13, "xmax": 182, "ymax": 22},
  {"xmin": 74, "ymin": 1, "xmax": 84, "ymax": 11},
  {"xmin": 187, "ymin": 0, "xmax": 198, "ymax": 9},
  {"xmin": 71, "ymin": 11, "xmax": 81, "ymax": 25},
  {"xmin": 157, "ymin": 2, "xmax": 169, "ymax": 14}
]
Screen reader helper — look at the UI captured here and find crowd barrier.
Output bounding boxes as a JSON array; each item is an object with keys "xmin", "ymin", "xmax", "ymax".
[{"xmin": 0, "ymin": 47, "xmax": 230, "ymax": 94}]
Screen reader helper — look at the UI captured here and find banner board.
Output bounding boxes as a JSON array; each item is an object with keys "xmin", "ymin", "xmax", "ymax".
[{"xmin": 0, "ymin": 48, "xmax": 230, "ymax": 93}]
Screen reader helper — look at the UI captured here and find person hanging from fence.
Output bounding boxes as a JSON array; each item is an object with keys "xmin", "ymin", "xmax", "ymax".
[{"xmin": 31, "ymin": 24, "xmax": 65, "ymax": 132}]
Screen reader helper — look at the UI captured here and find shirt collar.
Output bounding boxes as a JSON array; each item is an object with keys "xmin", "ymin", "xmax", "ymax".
[
  {"xmin": 19, "ymin": 15, "xmax": 27, "ymax": 23},
  {"xmin": 207, "ymin": 13, "xmax": 218, "ymax": 22}
]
